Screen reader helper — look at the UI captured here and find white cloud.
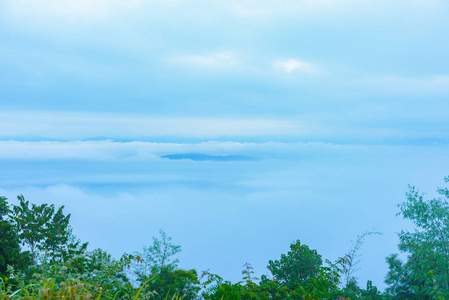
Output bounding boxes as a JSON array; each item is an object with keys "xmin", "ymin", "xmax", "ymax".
[
  {"xmin": 1, "ymin": 139, "xmax": 448, "ymax": 162},
  {"xmin": 173, "ymin": 52, "xmax": 237, "ymax": 69},
  {"xmin": 273, "ymin": 59, "xmax": 318, "ymax": 74},
  {"xmin": 0, "ymin": 111, "xmax": 308, "ymax": 139},
  {"xmin": 0, "ymin": 140, "xmax": 160, "ymax": 161},
  {"xmin": 2, "ymin": 110, "xmax": 448, "ymax": 144}
]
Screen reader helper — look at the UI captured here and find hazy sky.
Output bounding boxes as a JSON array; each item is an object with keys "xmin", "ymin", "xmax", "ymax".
[{"xmin": 1, "ymin": 0, "xmax": 449, "ymax": 290}]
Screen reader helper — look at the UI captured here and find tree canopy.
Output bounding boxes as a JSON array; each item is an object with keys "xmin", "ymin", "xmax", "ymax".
[{"xmin": 386, "ymin": 176, "xmax": 449, "ymax": 299}]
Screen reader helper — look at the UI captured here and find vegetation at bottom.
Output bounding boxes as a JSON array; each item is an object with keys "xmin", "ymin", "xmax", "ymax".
[{"xmin": 1, "ymin": 176, "xmax": 449, "ymax": 299}]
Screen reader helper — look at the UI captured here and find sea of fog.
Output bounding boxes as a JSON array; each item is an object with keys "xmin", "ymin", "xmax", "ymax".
[{"xmin": 1, "ymin": 140, "xmax": 449, "ymax": 290}]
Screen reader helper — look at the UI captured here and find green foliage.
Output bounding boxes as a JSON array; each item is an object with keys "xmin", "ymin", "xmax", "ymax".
[
  {"xmin": 135, "ymin": 230, "xmax": 200, "ymax": 299},
  {"xmin": 385, "ymin": 177, "xmax": 449, "ymax": 299},
  {"xmin": 0, "ymin": 277, "xmax": 98, "ymax": 300},
  {"xmin": 339, "ymin": 279, "xmax": 386, "ymax": 300},
  {"xmin": 4, "ymin": 187, "xmax": 432, "ymax": 299},
  {"xmin": 363, "ymin": 280, "xmax": 385, "ymax": 299},
  {"xmin": 302, "ymin": 258, "xmax": 345, "ymax": 299},
  {"xmin": 135, "ymin": 230, "xmax": 181, "ymax": 280},
  {"xmin": 141, "ymin": 266, "xmax": 200, "ymax": 300},
  {"xmin": 36, "ymin": 249, "xmax": 137, "ymax": 298},
  {"xmin": 0, "ymin": 265, "xmax": 157, "ymax": 300},
  {"xmin": 0, "ymin": 197, "xmax": 29, "ymax": 277},
  {"xmin": 203, "ymin": 244, "xmax": 345, "ymax": 300},
  {"xmin": 265, "ymin": 240, "xmax": 322, "ymax": 291},
  {"xmin": 0, "ymin": 251, "xmax": 151, "ymax": 300},
  {"xmin": 202, "ymin": 264, "xmax": 264, "ymax": 300},
  {"xmin": 11, "ymin": 195, "xmax": 73, "ymax": 265},
  {"xmin": 0, "ymin": 197, "xmax": 9, "ymax": 219}
]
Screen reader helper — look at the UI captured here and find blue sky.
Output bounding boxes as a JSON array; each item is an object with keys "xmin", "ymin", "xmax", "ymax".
[{"xmin": 1, "ymin": 0, "xmax": 449, "ymax": 290}]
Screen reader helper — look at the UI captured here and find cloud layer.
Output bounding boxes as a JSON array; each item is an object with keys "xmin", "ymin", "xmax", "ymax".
[{"xmin": 0, "ymin": 112, "xmax": 307, "ymax": 139}]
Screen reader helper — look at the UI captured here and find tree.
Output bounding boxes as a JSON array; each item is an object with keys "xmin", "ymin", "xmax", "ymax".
[
  {"xmin": 135, "ymin": 230, "xmax": 199, "ymax": 300},
  {"xmin": 11, "ymin": 195, "xmax": 73, "ymax": 265},
  {"xmin": 339, "ymin": 278, "xmax": 387, "ymax": 300},
  {"xmin": 142, "ymin": 267, "xmax": 200, "ymax": 300},
  {"xmin": 135, "ymin": 229, "xmax": 181, "ymax": 280},
  {"xmin": 385, "ymin": 176, "xmax": 449, "ymax": 299},
  {"xmin": 258, "ymin": 241, "xmax": 347, "ymax": 299},
  {"xmin": 0, "ymin": 196, "xmax": 28, "ymax": 276},
  {"xmin": 202, "ymin": 264, "xmax": 266, "ymax": 300},
  {"xmin": 264, "ymin": 240, "xmax": 322, "ymax": 291}
]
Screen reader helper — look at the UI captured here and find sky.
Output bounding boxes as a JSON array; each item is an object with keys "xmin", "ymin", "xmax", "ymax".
[{"xmin": 1, "ymin": 0, "xmax": 449, "ymax": 290}]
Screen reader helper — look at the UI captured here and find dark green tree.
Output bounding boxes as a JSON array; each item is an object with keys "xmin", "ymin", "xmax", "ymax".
[
  {"xmin": 339, "ymin": 278, "xmax": 387, "ymax": 300},
  {"xmin": 264, "ymin": 240, "xmax": 322, "ymax": 291},
  {"xmin": 385, "ymin": 176, "xmax": 449, "ymax": 299},
  {"xmin": 143, "ymin": 267, "xmax": 200, "ymax": 299},
  {"xmin": 0, "ymin": 196, "xmax": 29, "ymax": 276},
  {"xmin": 202, "ymin": 264, "xmax": 265, "ymax": 300},
  {"xmin": 11, "ymin": 195, "xmax": 73, "ymax": 265}
]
